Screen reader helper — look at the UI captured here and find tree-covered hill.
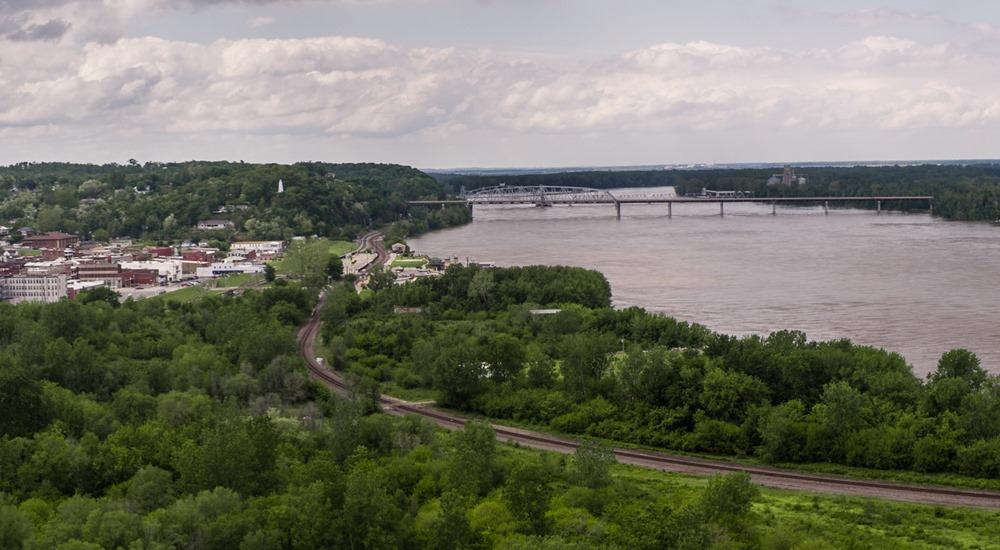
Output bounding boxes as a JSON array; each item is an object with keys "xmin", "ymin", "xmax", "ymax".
[
  {"xmin": 436, "ymin": 164, "xmax": 1000, "ymax": 221},
  {"xmin": 0, "ymin": 161, "xmax": 469, "ymax": 243}
]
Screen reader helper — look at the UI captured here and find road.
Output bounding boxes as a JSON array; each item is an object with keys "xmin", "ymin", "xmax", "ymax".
[{"xmin": 296, "ymin": 236, "xmax": 1000, "ymax": 509}]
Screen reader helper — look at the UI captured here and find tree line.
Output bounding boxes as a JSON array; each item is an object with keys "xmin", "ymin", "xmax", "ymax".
[
  {"xmin": 324, "ymin": 265, "xmax": 1000, "ymax": 482},
  {"xmin": 0, "ymin": 161, "xmax": 470, "ymax": 243},
  {"xmin": 436, "ymin": 164, "xmax": 1000, "ymax": 221},
  {"xmin": 0, "ymin": 280, "xmax": 774, "ymax": 549}
]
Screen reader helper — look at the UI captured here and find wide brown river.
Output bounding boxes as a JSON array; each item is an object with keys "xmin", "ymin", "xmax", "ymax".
[{"xmin": 409, "ymin": 187, "xmax": 1000, "ymax": 377}]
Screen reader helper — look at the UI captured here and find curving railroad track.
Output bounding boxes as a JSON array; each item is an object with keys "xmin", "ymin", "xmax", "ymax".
[{"xmin": 297, "ymin": 236, "xmax": 1000, "ymax": 509}]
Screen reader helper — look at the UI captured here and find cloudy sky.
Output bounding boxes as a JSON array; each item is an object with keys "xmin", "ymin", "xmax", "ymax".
[{"xmin": 2, "ymin": 0, "xmax": 1000, "ymax": 167}]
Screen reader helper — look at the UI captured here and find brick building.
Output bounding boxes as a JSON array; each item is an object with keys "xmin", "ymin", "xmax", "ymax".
[
  {"xmin": 0, "ymin": 259, "xmax": 27, "ymax": 276},
  {"xmin": 75, "ymin": 263, "xmax": 123, "ymax": 288},
  {"xmin": 120, "ymin": 269, "xmax": 158, "ymax": 287},
  {"xmin": 21, "ymin": 232, "xmax": 79, "ymax": 250},
  {"xmin": 182, "ymin": 250, "xmax": 216, "ymax": 263}
]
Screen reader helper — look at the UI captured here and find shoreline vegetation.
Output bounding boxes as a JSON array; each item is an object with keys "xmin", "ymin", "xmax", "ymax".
[{"xmin": 321, "ymin": 264, "xmax": 1000, "ymax": 492}]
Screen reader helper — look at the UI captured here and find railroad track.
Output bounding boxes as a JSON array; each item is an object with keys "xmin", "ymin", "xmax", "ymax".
[{"xmin": 296, "ymin": 260, "xmax": 1000, "ymax": 509}]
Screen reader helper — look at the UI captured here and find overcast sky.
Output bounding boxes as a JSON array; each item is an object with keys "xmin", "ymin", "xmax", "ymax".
[{"xmin": 2, "ymin": 1, "xmax": 1000, "ymax": 168}]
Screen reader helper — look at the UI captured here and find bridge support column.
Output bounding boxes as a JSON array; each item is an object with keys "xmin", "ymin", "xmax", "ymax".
[
  {"xmin": 720, "ymin": 202, "xmax": 724, "ymax": 217},
  {"xmin": 824, "ymin": 201, "xmax": 829, "ymax": 215},
  {"xmin": 877, "ymin": 200, "xmax": 882, "ymax": 214},
  {"xmin": 667, "ymin": 202, "xmax": 672, "ymax": 218},
  {"xmin": 615, "ymin": 202, "xmax": 621, "ymax": 220},
  {"xmin": 929, "ymin": 201, "xmax": 934, "ymax": 216},
  {"xmin": 772, "ymin": 202, "xmax": 776, "ymax": 216}
]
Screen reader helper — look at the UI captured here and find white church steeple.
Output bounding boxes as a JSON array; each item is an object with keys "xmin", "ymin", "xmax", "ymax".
[{"xmin": 278, "ymin": 179, "xmax": 285, "ymax": 193}]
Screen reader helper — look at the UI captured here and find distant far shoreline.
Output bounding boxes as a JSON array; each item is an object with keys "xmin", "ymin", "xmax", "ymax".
[{"xmin": 425, "ymin": 158, "xmax": 1000, "ymax": 176}]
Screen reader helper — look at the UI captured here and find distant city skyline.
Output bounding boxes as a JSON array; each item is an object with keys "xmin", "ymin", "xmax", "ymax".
[{"xmin": 2, "ymin": 1, "xmax": 1000, "ymax": 167}]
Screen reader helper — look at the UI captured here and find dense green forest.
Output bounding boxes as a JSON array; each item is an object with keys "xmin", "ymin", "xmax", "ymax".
[
  {"xmin": 1, "ymin": 271, "xmax": 998, "ymax": 547},
  {"xmin": 324, "ymin": 265, "xmax": 1000, "ymax": 483},
  {"xmin": 0, "ymin": 281, "xmax": 854, "ymax": 550},
  {"xmin": 436, "ymin": 164, "xmax": 1000, "ymax": 221},
  {"xmin": 0, "ymin": 162, "xmax": 469, "ymax": 243}
]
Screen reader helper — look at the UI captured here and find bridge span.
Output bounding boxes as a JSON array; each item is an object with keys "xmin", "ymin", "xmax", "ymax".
[{"xmin": 409, "ymin": 185, "xmax": 935, "ymax": 219}]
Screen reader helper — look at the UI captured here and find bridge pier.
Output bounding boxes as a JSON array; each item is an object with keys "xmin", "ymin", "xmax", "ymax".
[
  {"xmin": 720, "ymin": 202, "xmax": 724, "ymax": 217},
  {"xmin": 667, "ymin": 202, "xmax": 672, "ymax": 218},
  {"xmin": 615, "ymin": 202, "xmax": 621, "ymax": 220},
  {"xmin": 877, "ymin": 200, "xmax": 882, "ymax": 215},
  {"xmin": 824, "ymin": 201, "xmax": 829, "ymax": 215},
  {"xmin": 772, "ymin": 202, "xmax": 776, "ymax": 216}
]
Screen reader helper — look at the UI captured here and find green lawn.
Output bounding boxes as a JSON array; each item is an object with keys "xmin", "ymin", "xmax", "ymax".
[
  {"xmin": 610, "ymin": 461, "xmax": 1000, "ymax": 549},
  {"xmin": 271, "ymin": 238, "xmax": 356, "ymax": 275},
  {"xmin": 326, "ymin": 239, "xmax": 357, "ymax": 257},
  {"xmin": 17, "ymin": 248, "xmax": 41, "ymax": 257},
  {"xmin": 160, "ymin": 286, "xmax": 208, "ymax": 303},
  {"xmin": 390, "ymin": 257, "xmax": 427, "ymax": 268},
  {"xmin": 207, "ymin": 273, "xmax": 263, "ymax": 288},
  {"xmin": 160, "ymin": 273, "xmax": 263, "ymax": 303}
]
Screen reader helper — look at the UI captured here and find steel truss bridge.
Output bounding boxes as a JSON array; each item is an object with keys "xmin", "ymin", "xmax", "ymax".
[{"xmin": 408, "ymin": 185, "xmax": 935, "ymax": 219}]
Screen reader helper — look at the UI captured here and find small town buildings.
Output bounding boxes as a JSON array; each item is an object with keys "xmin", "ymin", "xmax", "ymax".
[
  {"xmin": 182, "ymin": 249, "xmax": 217, "ymax": 263},
  {"xmin": 24, "ymin": 260, "xmax": 71, "ymax": 276},
  {"xmin": 195, "ymin": 262, "xmax": 266, "ymax": 278},
  {"xmin": 196, "ymin": 219, "xmax": 235, "ymax": 231},
  {"xmin": 147, "ymin": 246, "xmax": 174, "ymax": 257},
  {"xmin": 230, "ymin": 241, "xmax": 285, "ymax": 254},
  {"xmin": 427, "ymin": 257, "xmax": 445, "ymax": 271},
  {"xmin": 0, "ymin": 274, "xmax": 67, "ymax": 304},
  {"xmin": 390, "ymin": 243, "xmax": 407, "ymax": 254},
  {"xmin": 120, "ymin": 260, "xmax": 184, "ymax": 283},
  {"xmin": 21, "ymin": 232, "xmax": 79, "ymax": 250},
  {"xmin": 75, "ymin": 262, "xmax": 123, "ymax": 288},
  {"xmin": 120, "ymin": 269, "xmax": 158, "ymax": 287},
  {"xmin": 0, "ymin": 225, "xmax": 8, "ymax": 236},
  {"xmin": 0, "ymin": 259, "xmax": 27, "ymax": 276}
]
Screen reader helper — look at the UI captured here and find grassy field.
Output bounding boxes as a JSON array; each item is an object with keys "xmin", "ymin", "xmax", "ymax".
[
  {"xmin": 159, "ymin": 285, "xmax": 208, "ymax": 303},
  {"xmin": 390, "ymin": 257, "xmax": 428, "ymax": 268},
  {"xmin": 160, "ymin": 273, "xmax": 264, "ymax": 303},
  {"xmin": 611, "ymin": 460, "xmax": 1000, "ymax": 549},
  {"xmin": 326, "ymin": 239, "xmax": 357, "ymax": 257},
  {"xmin": 17, "ymin": 248, "xmax": 41, "ymax": 256},
  {"xmin": 206, "ymin": 273, "xmax": 263, "ymax": 288},
  {"xmin": 271, "ymin": 238, "xmax": 356, "ymax": 274},
  {"xmin": 484, "ymin": 441, "xmax": 1000, "ymax": 548}
]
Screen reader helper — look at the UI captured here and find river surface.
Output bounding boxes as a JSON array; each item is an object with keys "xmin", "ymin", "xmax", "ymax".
[{"xmin": 409, "ymin": 187, "xmax": 1000, "ymax": 377}]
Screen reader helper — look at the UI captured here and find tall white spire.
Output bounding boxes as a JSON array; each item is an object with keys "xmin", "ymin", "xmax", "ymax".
[{"xmin": 278, "ymin": 179, "xmax": 284, "ymax": 193}]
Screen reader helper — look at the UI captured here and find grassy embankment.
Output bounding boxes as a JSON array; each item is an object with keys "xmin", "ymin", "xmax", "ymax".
[
  {"xmin": 606, "ymin": 455, "xmax": 1000, "ymax": 549},
  {"xmin": 390, "ymin": 257, "xmax": 428, "ymax": 268},
  {"xmin": 160, "ymin": 273, "xmax": 265, "ymax": 303}
]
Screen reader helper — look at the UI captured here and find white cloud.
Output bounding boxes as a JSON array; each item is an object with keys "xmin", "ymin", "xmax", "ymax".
[
  {"xmin": 3, "ymin": 0, "xmax": 1000, "ymax": 164},
  {"xmin": 248, "ymin": 15, "xmax": 275, "ymax": 28}
]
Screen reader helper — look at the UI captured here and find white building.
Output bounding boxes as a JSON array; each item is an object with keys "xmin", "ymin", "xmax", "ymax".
[
  {"xmin": 196, "ymin": 219, "xmax": 235, "ymax": 231},
  {"xmin": 230, "ymin": 241, "xmax": 285, "ymax": 254},
  {"xmin": 196, "ymin": 262, "xmax": 266, "ymax": 278},
  {"xmin": 120, "ymin": 260, "xmax": 185, "ymax": 283},
  {"xmin": 0, "ymin": 274, "xmax": 67, "ymax": 304}
]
